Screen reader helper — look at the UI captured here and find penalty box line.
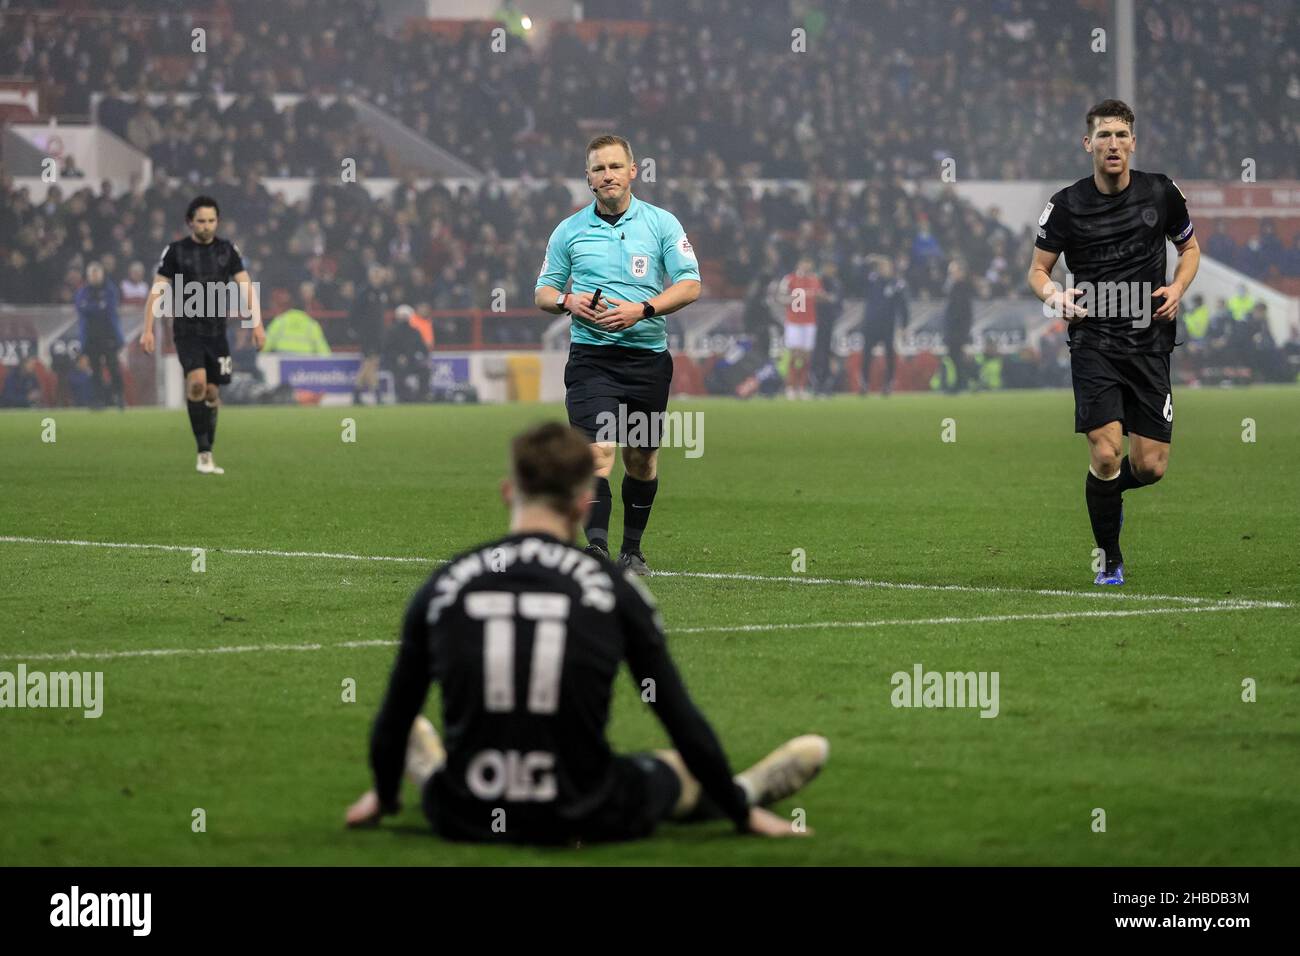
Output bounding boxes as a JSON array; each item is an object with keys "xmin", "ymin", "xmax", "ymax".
[
  {"xmin": 0, "ymin": 534, "xmax": 1292, "ymax": 611},
  {"xmin": 0, "ymin": 601, "xmax": 1281, "ymax": 663}
]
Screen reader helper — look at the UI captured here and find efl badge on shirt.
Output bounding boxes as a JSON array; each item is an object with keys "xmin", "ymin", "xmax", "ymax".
[
  {"xmin": 1038, "ymin": 202, "xmax": 1054, "ymax": 226},
  {"xmin": 630, "ymin": 254, "xmax": 649, "ymax": 277}
]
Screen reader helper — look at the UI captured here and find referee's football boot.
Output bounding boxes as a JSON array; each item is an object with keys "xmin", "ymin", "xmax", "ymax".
[
  {"xmin": 584, "ymin": 541, "xmax": 610, "ymax": 561},
  {"xmin": 735, "ymin": 735, "xmax": 830, "ymax": 807},
  {"xmin": 618, "ymin": 549, "xmax": 650, "ymax": 576}
]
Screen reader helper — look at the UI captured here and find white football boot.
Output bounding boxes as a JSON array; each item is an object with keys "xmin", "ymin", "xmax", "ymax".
[
  {"xmin": 196, "ymin": 452, "xmax": 225, "ymax": 475},
  {"xmin": 404, "ymin": 716, "xmax": 446, "ymax": 788},
  {"xmin": 735, "ymin": 734, "xmax": 830, "ymax": 807}
]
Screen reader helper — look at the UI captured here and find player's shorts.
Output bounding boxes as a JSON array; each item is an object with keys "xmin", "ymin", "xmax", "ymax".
[
  {"xmin": 564, "ymin": 343, "xmax": 674, "ymax": 445},
  {"xmin": 784, "ymin": 321, "xmax": 816, "ymax": 352},
  {"xmin": 1070, "ymin": 347, "xmax": 1173, "ymax": 442},
  {"xmin": 174, "ymin": 332, "xmax": 233, "ymax": 385},
  {"xmin": 421, "ymin": 753, "xmax": 681, "ymax": 845}
]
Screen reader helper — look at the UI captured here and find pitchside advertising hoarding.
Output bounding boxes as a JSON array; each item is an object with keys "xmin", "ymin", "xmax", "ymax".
[{"xmin": 275, "ymin": 355, "xmax": 472, "ymax": 398}]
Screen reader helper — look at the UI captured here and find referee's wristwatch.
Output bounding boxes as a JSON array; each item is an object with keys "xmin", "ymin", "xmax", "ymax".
[
  {"xmin": 556, "ymin": 292, "xmax": 569, "ymax": 313},
  {"xmin": 641, "ymin": 301, "xmax": 656, "ymax": 319}
]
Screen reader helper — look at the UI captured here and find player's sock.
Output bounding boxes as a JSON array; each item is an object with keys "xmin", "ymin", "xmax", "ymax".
[
  {"xmin": 1116, "ymin": 455, "xmax": 1146, "ymax": 493},
  {"xmin": 585, "ymin": 476, "xmax": 612, "ymax": 550},
  {"xmin": 187, "ymin": 399, "xmax": 212, "ymax": 453},
  {"xmin": 620, "ymin": 475, "xmax": 658, "ymax": 554},
  {"xmin": 206, "ymin": 401, "xmax": 218, "ymax": 448},
  {"xmin": 1085, "ymin": 467, "xmax": 1124, "ymax": 567}
]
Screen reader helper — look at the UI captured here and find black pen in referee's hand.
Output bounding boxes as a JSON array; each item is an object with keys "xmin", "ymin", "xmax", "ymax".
[{"xmin": 588, "ymin": 288, "xmax": 602, "ymax": 311}]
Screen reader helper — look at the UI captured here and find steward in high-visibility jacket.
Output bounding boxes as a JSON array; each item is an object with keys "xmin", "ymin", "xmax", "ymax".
[{"xmin": 262, "ymin": 308, "xmax": 332, "ymax": 355}]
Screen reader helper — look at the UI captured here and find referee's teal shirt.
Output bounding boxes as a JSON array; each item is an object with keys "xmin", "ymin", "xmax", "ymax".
[{"xmin": 535, "ymin": 193, "xmax": 700, "ymax": 351}]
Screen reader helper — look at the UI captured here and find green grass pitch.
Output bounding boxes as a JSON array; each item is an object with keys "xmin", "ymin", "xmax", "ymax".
[{"xmin": 1, "ymin": 387, "xmax": 1297, "ymax": 866}]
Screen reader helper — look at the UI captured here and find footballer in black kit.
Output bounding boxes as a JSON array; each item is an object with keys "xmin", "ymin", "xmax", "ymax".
[
  {"xmin": 140, "ymin": 196, "xmax": 264, "ymax": 474},
  {"xmin": 346, "ymin": 423, "xmax": 829, "ymax": 844},
  {"xmin": 1028, "ymin": 100, "xmax": 1200, "ymax": 586}
]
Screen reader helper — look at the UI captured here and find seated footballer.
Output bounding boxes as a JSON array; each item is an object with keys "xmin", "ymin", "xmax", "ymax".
[{"xmin": 345, "ymin": 422, "xmax": 828, "ymax": 843}]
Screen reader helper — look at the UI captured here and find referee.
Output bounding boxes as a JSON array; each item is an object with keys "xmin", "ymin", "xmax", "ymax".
[
  {"xmin": 534, "ymin": 134, "xmax": 701, "ymax": 575},
  {"xmin": 1027, "ymin": 100, "xmax": 1200, "ymax": 586}
]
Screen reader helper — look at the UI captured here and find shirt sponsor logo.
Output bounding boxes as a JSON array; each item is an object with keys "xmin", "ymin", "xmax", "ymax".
[{"xmin": 1038, "ymin": 201, "xmax": 1054, "ymax": 226}]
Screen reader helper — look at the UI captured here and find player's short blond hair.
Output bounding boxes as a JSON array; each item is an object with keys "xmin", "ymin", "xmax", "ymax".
[{"xmin": 585, "ymin": 134, "xmax": 633, "ymax": 166}]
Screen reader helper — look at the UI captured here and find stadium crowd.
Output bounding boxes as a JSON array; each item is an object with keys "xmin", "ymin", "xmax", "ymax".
[
  {"xmin": 2, "ymin": 0, "xmax": 1295, "ymax": 182},
  {"xmin": 1, "ymin": 0, "xmax": 1298, "ymax": 402}
]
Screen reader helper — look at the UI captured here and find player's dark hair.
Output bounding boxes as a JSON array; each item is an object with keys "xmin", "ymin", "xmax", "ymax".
[
  {"xmin": 1086, "ymin": 99, "xmax": 1135, "ymax": 133},
  {"xmin": 511, "ymin": 423, "xmax": 594, "ymax": 511},
  {"xmin": 186, "ymin": 195, "xmax": 221, "ymax": 221}
]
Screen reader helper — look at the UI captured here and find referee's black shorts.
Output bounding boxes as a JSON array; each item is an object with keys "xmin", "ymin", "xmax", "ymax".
[
  {"xmin": 421, "ymin": 753, "xmax": 681, "ymax": 845},
  {"xmin": 1070, "ymin": 347, "xmax": 1173, "ymax": 442},
  {"xmin": 564, "ymin": 343, "xmax": 674, "ymax": 445}
]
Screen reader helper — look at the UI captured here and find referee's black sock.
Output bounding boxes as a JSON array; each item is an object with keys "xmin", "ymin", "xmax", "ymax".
[
  {"xmin": 1085, "ymin": 468, "xmax": 1123, "ymax": 567},
  {"xmin": 206, "ymin": 400, "xmax": 219, "ymax": 449},
  {"xmin": 620, "ymin": 475, "xmax": 658, "ymax": 555},
  {"xmin": 1115, "ymin": 455, "xmax": 1146, "ymax": 493},
  {"xmin": 187, "ymin": 399, "xmax": 212, "ymax": 453},
  {"xmin": 585, "ymin": 476, "xmax": 612, "ymax": 550}
]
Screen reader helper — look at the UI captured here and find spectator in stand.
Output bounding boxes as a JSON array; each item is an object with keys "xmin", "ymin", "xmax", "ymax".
[
  {"xmin": 811, "ymin": 261, "xmax": 843, "ymax": 396},
  {"xmin": 1227, "ymin": 284, "xmax": 1256, "ymax": 323},
  {"xmin": 942, "ymin": 258, "xmax": 976, "ymax": 393},
  {"xmin": 349, "ymin": 263, "xmax": 391, "ymax": 405},
  {"xmin": 1, "ymin": 356, "xmax": 42, "ymax": 408},
  {"xmin": 1182, "ymin": 293, "xmax": 1210, "ymax": 343},
  {"xmin": 68, "ymin": 354, "xmax": 98, "ymax": 407},
  {"xmin": 75, "ymin": 261, "xmax": 125, "ymax": 410},
  {"xmin": 383, "ymin": 304, "xmax": 431, "ymax": 403},
  {"xmin": 858, "ymin": 254, "xmax": 907, "ymax": 396},
  {"xmin": 120, "ymin": 261, "xmax": 150, "ymax": 303}
]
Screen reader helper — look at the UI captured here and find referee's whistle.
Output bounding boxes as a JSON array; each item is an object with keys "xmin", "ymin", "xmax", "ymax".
[{"xmin": 588, "ymin": 289, "xmax": 602, "ymax": 310}]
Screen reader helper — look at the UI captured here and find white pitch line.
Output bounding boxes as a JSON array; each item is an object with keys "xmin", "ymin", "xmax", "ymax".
[
  {"xmin": 0, "ymin": 535, "xmax": 430, "ymax": 564},
  {"xmin": 649, "ymin": 569, "xmax": 1293, "ymax": 608},
  {"xmin": 0, "ymin": 534, "xmax": 1292, "ymax": 609},
  {"xmin": 0, "ymin": 602, "xmax": 1279, "ymax": 663},
  {"xmin": 673, "ymin": 603, "xmax": 1277, "ymax": 634},
  {"xmin": 0, "ymin": 639, "xmax": 397, "ymax": 660}
]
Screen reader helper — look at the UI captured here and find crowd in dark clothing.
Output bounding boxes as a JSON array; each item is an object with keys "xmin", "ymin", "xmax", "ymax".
[{"xmin": 3, "ymin": 0, "xmax": 1295, "ymax": 182}]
